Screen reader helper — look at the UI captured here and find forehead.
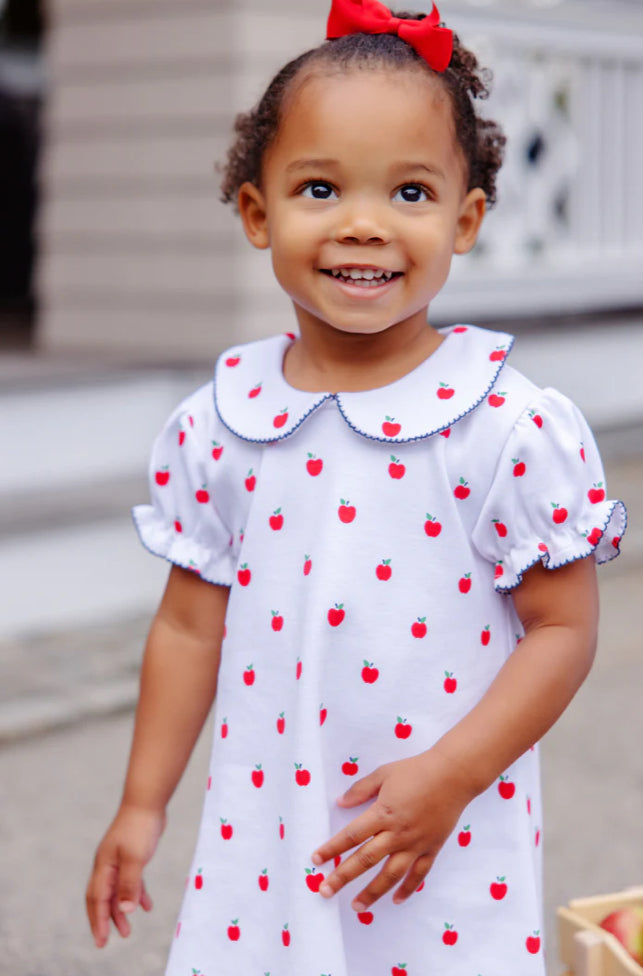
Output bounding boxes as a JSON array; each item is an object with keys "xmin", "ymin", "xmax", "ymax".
[{"xmin": 266, "ymin": 66, "xmax": 463, "ymax": 179}]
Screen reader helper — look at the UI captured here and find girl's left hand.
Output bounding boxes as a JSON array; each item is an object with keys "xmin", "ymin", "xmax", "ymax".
[{"xmin": 311, "ymin": 748, "xmax": 475, "ymax": 910}]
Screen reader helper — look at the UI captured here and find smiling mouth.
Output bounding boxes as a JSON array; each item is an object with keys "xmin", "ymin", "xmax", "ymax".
[{"xmin": 320, "ymin": 267, "xmax": 403, "ymax": 288}]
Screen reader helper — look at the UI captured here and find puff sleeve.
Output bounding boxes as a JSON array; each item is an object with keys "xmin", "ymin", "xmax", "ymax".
[
  {"xmin": 132, "ymin": 388, "xmax": 235, "ymax": 586},
  {"xmin": 472, "ymin": 388, "xmax": 627, "ymax": 592}
]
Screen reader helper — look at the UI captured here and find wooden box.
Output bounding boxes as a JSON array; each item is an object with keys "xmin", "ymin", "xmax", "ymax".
[{"xmin": 558, "ymin": 887, "xmax": 643, "ymax": 976}]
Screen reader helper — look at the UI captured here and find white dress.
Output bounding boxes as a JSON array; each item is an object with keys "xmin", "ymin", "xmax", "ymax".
[{"xmin": 133, "ymin": 324, "xmax": 625, "ymax": 976}]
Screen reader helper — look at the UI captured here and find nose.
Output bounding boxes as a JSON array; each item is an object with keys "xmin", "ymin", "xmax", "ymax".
[{"xmin": 333, "ymin": 197, "xmax": 391, "ymax": 246}]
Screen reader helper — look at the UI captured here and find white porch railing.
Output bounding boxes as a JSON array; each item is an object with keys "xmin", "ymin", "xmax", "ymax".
[{"xmin": 433, "ymin": 0, "xmax": 643, "ymax": 320}]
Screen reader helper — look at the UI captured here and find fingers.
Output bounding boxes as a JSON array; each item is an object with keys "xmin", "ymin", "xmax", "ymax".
[
  {"xmin": 336, "ymin": 767, "xmax": 384, "ymax": 809},
  {"xmin": 351, "ymin": 851, "xmax": 414, "ymax": 910},
  {"xmin": 318, "ymin": 834, "xmax": 392, "ymax": 898},
  {"xmin": 86, "ymin": 861, "xmax": 117, "ymax": 948},
  {"xmin": 312, "ymin": 807, "xmax": 380, "ymax": 867},
  {"xmin": 392, "ymin": 853, "xmax": 435, "ymax": 904},
  {"xmin": 116, "ymin": 853, "xmax": 145, "ymax": 913}
]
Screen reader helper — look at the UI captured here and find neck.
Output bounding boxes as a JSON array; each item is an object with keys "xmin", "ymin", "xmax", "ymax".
[{"xmin": 283, "ymin": 313, "xmax": 444, "ymax": 393}]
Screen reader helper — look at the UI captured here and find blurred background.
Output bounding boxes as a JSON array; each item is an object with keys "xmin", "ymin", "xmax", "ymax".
[{"xmin": 0, "ymin": 0, "xmax": 642, "ymax": 973}]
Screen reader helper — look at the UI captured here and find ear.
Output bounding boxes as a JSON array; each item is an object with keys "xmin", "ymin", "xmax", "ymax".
[
  {"xmin": 238, "ymin": 181, "xmax": 270, "ymax": 250},
  {"xmin": 454, "ymin": 188, "xmax": 486, "ymax": 255}
]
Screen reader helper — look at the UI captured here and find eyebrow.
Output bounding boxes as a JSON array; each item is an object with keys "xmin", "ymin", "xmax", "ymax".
[{"xmin": 285, "ymin": 158, "xmax": 447, "ymax": 181}]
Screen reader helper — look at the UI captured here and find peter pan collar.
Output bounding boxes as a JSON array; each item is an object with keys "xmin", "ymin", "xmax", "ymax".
[{"xmin": 213, "ymin": 324, "xmax": 514, "ymax": 444}]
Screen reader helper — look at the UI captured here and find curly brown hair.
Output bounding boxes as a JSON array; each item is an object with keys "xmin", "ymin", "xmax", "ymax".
[{"xmin": 220, "ymin": 10, "xmax": 506, "ymax": 208}]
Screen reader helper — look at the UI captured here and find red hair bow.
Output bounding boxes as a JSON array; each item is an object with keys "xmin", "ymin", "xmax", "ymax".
[{"xmin": 327, "ymin": 0, "xmax": 453, "ymax": 73}]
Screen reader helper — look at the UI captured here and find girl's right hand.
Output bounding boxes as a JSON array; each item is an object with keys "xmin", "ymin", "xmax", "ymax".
[{"xmin": 86, "ymin": 804, "xmax": 166, "ymax": 947}]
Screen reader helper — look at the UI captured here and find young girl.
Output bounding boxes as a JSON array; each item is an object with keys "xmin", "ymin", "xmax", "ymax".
[{"xmin": 86, "ymin": 2, "xmax": 626, "ymax": 973}]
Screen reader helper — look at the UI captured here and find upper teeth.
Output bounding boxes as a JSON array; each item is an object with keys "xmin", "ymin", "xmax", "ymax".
[{"xmin": 331, "ymin": 268, "xmax": 394, "ymax": 280}]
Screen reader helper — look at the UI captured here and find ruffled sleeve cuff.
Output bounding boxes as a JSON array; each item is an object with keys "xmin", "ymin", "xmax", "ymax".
[
  {"xmin": 472, "ymin": 388, "xmax": 627, "ymax": 593},
  {"xmin": 132, "ymin": 385, "xmax": 235, "ymax": 587}
]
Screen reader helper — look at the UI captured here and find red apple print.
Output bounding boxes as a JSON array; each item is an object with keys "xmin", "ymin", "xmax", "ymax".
[
  {"xmin": 395, "ymin": 717, "xmax": 412, "ymax": 739},
  {"xmin": 492, "ymin": 519, "xmax": 507, "ymax": 538},
  {"xmin": 512, "ymin": 457, "xmax": 526, "ymax": 477},
  {"xmin": 269, "ymin": 508, "xmax": 284, "ymax": 530},
  {"xmin": 338, "ymin": 499, "xmax": 356, "ymax": 523},
  {"xmin": 580, "ymin": 443, "xmax": 586, "ymax": 462},
  {"xmin": 225, "ymin": 355, "xmax": 240, "ymax": 367},
  {"xmin": 411, "ymin": 617, "xmax": 427, "ymax": 638},
  {"xmin": 258, "ymin": 869, "xmax": 269, "ymax": 891},
  {"xmin": 392, "ymin": 967, "xmax": 408, "ymax": 976},
  {"xmin": 538, "ymin": 542, "xmax": 548, "ymax": 553},
  {"xmin": 175, "ymin": 921, "xmax": 181, "ymax": 938},
  {"xmin": 454, "ymin": 477, "xmax": 470, "ymax": 500},
  {"xmin": 220, "ymin": 818, "xmax": 233, "ymax": 840},
  {"xmin": 279, "ymin": 817, "xmax": 285, "ymax": 840},
  {"xmin": 245, "ymin": 469, "xmax": 256, "ymax": 492},
  {"xmin": 490, "ymin": 877, "xmax": 508, "ymax": 900},
  {"xmin": 276, "ymin": 712, "xmax": 285, "ymax": 734},
  {"xmin": 443, "ymin": 671, "xmax": 457, "ymax": 694},
  {"xmin": 296, "ymin": 657, "xmax": 302, "ymax": 680},
  {"xmin": 424, "ymin": 514, "xmax": 442, "ymax": 537},
  {"xmin": 481, "ymin": 625, "xmax": 491, "ymax": 646},
  {"xmin": 207, "ymin": 775, "xmax": 212, "ymax": 790},
  {"xmin": 273, "ymin": 408, "xmax": 289, "ymax": 428},
  {"xmin": 194, "ymin": 869, "xmax": 203, "ymax": 890},
  {"xmin": 440, "ymin": 427, "xmax": 451, "ymax": 438},
  {"xmin": 282, "ymin": 923, "xmax": 290, "ymax": 947},
  {"xmin": 358, "ymin": 911, "xmax": 374, "ymax": 925},
  {"xmin": 526, "ymin": 931, "xmax": 541, "ymax": 954},
  {"xmin": 248, "ymin": 383, "xmax": 262, "ymax": 399},
  {"xmin": 328, "ymin": 603, "xmax": 345, "ymax": 627},
  {"xmin": 388, "ymin": 455, "xmax": 406, "ymax": 479},
  {"xmin": 382, "ymin": 416, "xmax": 402, "ymax": 437},
  {"xmin": 221, "ymin": 717, "xmax": 228, "ymax": 738},
  {"xmin": 535, "ymin": 827, "xmax": 541, "ymax": 846},
  {"xmin": 458, "ymin": 573, "xmax": 472, "ymax": 594},
  {"xmin": 334, "ymin": 855, "xmax": 341, "ymax": 867},
  {"xmin": 588, "ymin": 482, "xmax": 605, "ymax": 504},
  {"xmin": 212, "ymin": 441, "xmax": 223, "ymax": 460},
  {"xmin": 584, "ymin": 527, "xmax": 603, "ymax": 547},
  {"xmin": 498, "ymin": 775, "xmax": 515, "ymax": 799},
  {"xmin": 442, "ymin": 923, "xmax": 458, "ymax": 945},
  {"xmin": 453, "ymin": 326, "xmax": 468, "ymax": 333},
  {"xmin": 305, "ymin": 868, "xmax": 324, "ymax": 892},
  {"xmin": 376, "ymin": 559, "xmax": 392, "ymax": 581},
  {"xmin": 271, "ymin": 611, "xmax": 284, "ymax": 632},
  {"xmin": 237, "ymin": 564, "xmax": 251, "ymax": 586},
  {"xmin": 362, "ymin": 661, "xmax": 380, "ymax": 683},
  {"xmin": 303, "ymin": 554, "xmax": 312, "ymax": 576},
  {"xmin": 527, "ymin": 795, "xmax": 532, "ymax": 815},
  {"xmin": 488, "ymin": 391, "xmax": 506, "ymax": 408},
  {"xmin": 490, "ymin": 346, "xmax": 507, "ymax": 362},
  {"xmin": 306, "ymin": 453, "xmax": 323, "ymax": 476},
  {"xmin": 612, "ymin": 535, "xmax": 621, "ymax": 550},
  {"xmin": 188, "ymin": 415, "xmax": 194, "ymax": 427},
  {"xmin": 458, "ymin": 825, "xmax": 471, "ymax": 847},
  {"xmin": 187, "ymin": 560, "xmax": 201, "ymax": 576},
  {"xmin": 494, "ymin": 562, "xmax": 504, "ymax": 580},
  {"xmin": 252, "ymin": 764, "xmax": 264, "ymax": 788},
  {"xmin": 174, "ymin": 518, "xmax": 182, "ymax": 533},
  {"xmin": 342, "ymin": 757, "xmax": 359, "ymax": 776},
  {"xmin": 529, "ymin": 410, "xmax": 543, "ymax": 428},
  {"xmin": 178, "ymin": 429, "xmax": 185, "ymax": 447},
  {"xmin": 194, "ymin": 485, "xmax": 209, "ymax": 504},
  {"xmin": 295, "ymin": 763, "xmax": 311, "ymax": 786},
  {"xmin": 155, "ymin": 467, "xmax": 170, "ymax": 486},
  {"xmin": 285, "ymin": 331, "xmax": 296, "ymax": 340},
  {"xmin": 551, "ymin": 503, "xmax": 568, "ymax": 524},
  {"xmin": 437, "ymin": 382, "xmax": 455, "ymax": 399},
  {"xmin": 243, "ymin": 664, "xmax": 255, "ymax": 686},
  {"xmin": 319, "ymin": 703, "xmax": 327, "ymax": 725},
  {"xmin": 416, "ymin": 880, "xmax": 425, "ymax": 892},
  {"xmin": 227, "ymin": 919, "xmax": 240, "ymax": 941}
]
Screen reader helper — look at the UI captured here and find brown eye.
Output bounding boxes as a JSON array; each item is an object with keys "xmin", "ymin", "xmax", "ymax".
[
  {"xmin": 302, "ymin": 182, "xmax": 336, "ymax": 200},
  {"xmin": 395, "ymin": 184, "xmax": 428, "ymax": 203}
]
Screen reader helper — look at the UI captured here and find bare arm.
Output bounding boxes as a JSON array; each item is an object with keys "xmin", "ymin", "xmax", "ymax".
[
  {"xmin": 312, "ymin": 556, "xmax": 599, "ymax": 909},
  {"xmin": 435, "ymin": 554, "xmax": 599, "ymax": 796},
  {"xmin": 87, "ymin": 565, "xmax": 229, "ymax": 946}
]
